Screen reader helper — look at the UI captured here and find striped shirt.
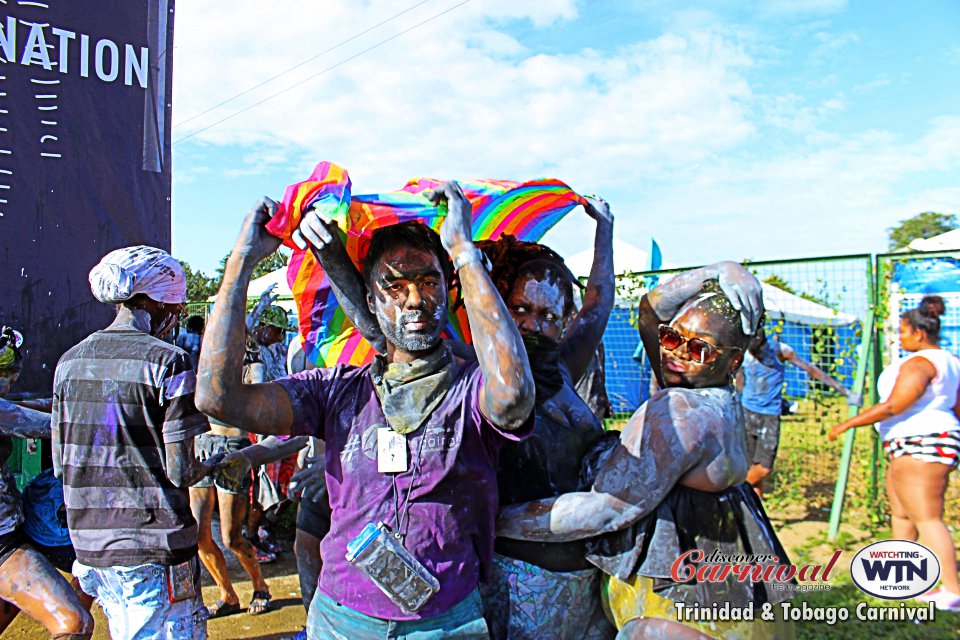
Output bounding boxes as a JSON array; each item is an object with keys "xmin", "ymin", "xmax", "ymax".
[{"xmin": 52, "ymin": 328, "xmax": 209, "ymax": 567}]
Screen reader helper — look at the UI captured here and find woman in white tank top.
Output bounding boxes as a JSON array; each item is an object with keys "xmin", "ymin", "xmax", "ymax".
[{"xmin": 829, "ymin": 296, "xmax": 960, "ymax": 611}]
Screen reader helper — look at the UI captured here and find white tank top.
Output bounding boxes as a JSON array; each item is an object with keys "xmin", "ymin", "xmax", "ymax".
[{"xmin": 877, "ymin": 349, "xmax": 960, "ymax": 441}]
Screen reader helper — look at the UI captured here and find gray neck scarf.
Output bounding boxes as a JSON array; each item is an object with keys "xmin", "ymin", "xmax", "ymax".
[{"xmin": 371, "ymin": 342, "xmax": 457, "ymax": 435}]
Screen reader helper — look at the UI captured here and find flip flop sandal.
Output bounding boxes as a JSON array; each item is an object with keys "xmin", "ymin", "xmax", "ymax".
[
  {"xmin": 249, "ymin": 591, "xmax": 273, "ymax": 616},
  {"xmin": 207, "ymin": 599, "xmax": 241, "ymax": 618}
]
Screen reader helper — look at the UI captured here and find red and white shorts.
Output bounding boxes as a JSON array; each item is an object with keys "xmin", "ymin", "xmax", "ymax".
[{"xmin": 884, "ymin": 431, "xmax": 960, "ymax": 468}]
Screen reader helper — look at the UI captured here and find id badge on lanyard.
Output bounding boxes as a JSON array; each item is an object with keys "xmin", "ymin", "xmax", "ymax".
[{"xmin": 377, "ymin": 427, "xmax": 408, "ymax": 473}]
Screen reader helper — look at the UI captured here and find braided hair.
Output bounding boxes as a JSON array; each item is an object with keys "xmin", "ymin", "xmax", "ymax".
[{"xmin": 477, "ymin": 235, "xmax": 582, "ymax": 317}]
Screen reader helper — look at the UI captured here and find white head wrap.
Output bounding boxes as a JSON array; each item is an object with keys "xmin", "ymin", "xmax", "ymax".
[{"xmin": 89, "ymin": 245, "xmax": 187, "ymax": 304}]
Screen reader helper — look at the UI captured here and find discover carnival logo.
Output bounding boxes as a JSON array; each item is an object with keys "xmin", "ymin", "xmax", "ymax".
[{"xmin": 850, "ymin": 540, "xmax": 940, "ymax": 599}]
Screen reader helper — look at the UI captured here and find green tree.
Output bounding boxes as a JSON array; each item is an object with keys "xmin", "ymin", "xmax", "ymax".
[
  {"xmin": 887, "ymin": 211, "xmax": 958, "ymax": 250},
  {"xmin": 252, "ymin": 249, "xmax": 290, "ymax": 279},
  {"xmin": 179, "ymin": 261, "xmax": 219, "ymax": 302},
  {"xmin": 213, "ymin": 249, "xmax": 290, "ymax": 283}
]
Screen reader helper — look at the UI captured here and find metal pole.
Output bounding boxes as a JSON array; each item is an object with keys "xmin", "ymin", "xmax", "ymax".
[{"xmin": 828, "ymin": 307, "xmax": 876, "ymax": 541}]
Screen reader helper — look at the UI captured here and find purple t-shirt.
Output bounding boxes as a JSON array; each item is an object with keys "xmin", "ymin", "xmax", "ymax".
[{"xmin": 276, "ymin": 360, "xmax": 530, "ymax": 620}]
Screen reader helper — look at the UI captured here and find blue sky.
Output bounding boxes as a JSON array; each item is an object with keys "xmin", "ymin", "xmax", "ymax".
[{"xmin": 171, "ymin": 0, "xmax": 960, "ymax": 276}]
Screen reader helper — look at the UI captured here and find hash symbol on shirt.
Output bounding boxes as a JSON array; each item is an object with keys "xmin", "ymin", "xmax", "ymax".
[{"xmin": 341, "ymin": 433, "xmax": 362, "ymax": 465}]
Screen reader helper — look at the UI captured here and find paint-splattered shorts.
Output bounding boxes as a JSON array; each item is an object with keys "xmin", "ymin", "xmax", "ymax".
[
  {"xmin": 481, "ymin": 552, "xmax": 615, "ymax": 640},
  {"xmin": 884, "ymin": 431, "xmax": 960, "ymax": 467},
  {"xmin": 193, "ymin": 434, "xmax": 250, "ymax": 493},
  {"xmin": 74, "ymin": 557, "xmax": 207, "ymax": 640},
  {"xmin": 743, "ymin": 408, "xmax": 781, "ymax": 470}
]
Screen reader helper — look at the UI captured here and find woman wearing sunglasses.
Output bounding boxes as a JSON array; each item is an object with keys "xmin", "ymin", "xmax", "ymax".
[{"xmin": 497, "ymin": 262, "xmax": 794, "ymax": 639}]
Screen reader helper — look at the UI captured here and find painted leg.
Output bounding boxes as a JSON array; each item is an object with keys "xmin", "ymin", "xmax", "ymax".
[
  {"xmin": 219, "ymin": 490, "xmax": 270, "ymax": 595},
  {"xmin": 294, "ymin": 528, "xmax": 323, "ymax": 611},
  {"xmin": 0, "ymin": 547, "xmax": 93, "ymax": 637},
  {"xmin": 190, "ymin": 486, "xmax": 239, "ymax": 607},
  {"xmin": 746, "ymin": 463, "xmax": 770, "ymax": 498}
]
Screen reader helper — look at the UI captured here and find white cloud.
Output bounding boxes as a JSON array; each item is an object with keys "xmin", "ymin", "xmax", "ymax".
[{"xmin": 172, "ymin": 0, "xmax": 756, "ymax": 194}]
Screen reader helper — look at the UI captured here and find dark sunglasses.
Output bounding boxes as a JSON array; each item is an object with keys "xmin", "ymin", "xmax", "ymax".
[{"xmin": 658, "ymin": 324, "xmax": 738, "ymax": 365}]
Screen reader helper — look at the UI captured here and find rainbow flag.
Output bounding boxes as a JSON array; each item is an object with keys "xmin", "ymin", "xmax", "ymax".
[{"xmin": 266, "ymin": 161, "xmax": 588, "ymax": 367}]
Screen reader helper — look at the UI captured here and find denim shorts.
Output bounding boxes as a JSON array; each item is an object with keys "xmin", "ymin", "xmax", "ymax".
[
  {"xmin": 74, "ymin": 557, "xmax": 207, "ymax": 640},
  {"xmin": 306, "ymin": 587, "xmax": 489, "ymax": 640}
]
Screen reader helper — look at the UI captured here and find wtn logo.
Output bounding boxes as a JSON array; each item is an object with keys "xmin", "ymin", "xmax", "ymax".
[
  {"xmin": 860, "ymin": 559, "xmax": 927, "ymax": 583},
  {"xmin": 851, "ymin": 541, "xmax": 939, "ymax": 600}
]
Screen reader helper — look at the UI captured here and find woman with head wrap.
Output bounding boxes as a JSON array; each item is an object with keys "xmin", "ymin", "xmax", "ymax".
[
  {"xmin": 830, "ymin": 295, "xmax": 960, "ymax": 611},
  {"xmin": 497, "ymin": 262, "xmax": 795, "ymax": 639},
  {"xmin": 0, "ymin": 327, "xmax": 94, "ymax": 639},
  {"xmin": 54, "ymin": 245, "xmax": 220, "ymax": 640}
]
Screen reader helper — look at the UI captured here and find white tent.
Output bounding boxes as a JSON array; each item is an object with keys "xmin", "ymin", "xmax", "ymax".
[
  {"xmin": 907, "ymin": 228, "xmax": 960, "ymax": 252},
  {"xmin": 566, "ymin": 238, "xmax": 672, "ymax": 278},
  {"xmin": 760, "ymin": 282, "xmax": 857, "ymax": 327}
]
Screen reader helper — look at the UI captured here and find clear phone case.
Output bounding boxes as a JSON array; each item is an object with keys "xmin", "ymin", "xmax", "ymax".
[{"xmin": 346, "ymin": 522, "xmax": 440, "ymax": 614}]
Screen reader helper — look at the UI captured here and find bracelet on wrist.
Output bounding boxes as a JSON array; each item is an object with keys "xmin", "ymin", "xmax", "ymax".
[{"xmin": 451, "ymin": 247, "xmax": 491, "ymax": 272}]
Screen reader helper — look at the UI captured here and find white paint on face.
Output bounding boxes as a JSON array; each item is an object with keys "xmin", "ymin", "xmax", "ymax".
[{"xmin": 507, "ymin": 272, "xmax": 566, "ymax": 340}]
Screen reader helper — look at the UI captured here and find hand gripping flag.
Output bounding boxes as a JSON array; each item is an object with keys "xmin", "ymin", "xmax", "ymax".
[{"xmin": 266, "ymin": 161, "xmax": 588, "ymax": 367}]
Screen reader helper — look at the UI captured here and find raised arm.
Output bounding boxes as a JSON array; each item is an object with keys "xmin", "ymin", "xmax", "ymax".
[
  {"xmin": 640, "ymin": 261, "xmax": 762, "ymax": 387},
  {"xmin": 431, "ymin": 182, "xmax": 534, "ymax": 431},
  {"xmin": 293, "ymin": 208, "xmax": 387, "ymax": 352},
  {"xmin": 828, "ymin": 356, "xmax": 936, "ymax": 440},
  {"xmin": 497, "ymin": 392, "xmax": 705, "ymax": 542},
  {"xmin": 778, "ymin": 343, "xmax": 856, "ymax": 403},
  {"xmin": 246, "ymin": 285, "xmax": 279, "ymax": 333},
  {"xmin": 560, "ymin": 197, "xmax": 614, "ymax": 385},
  {"xmin": 196, "ymin": 198, "xmax": 295, "ymax": 436}
]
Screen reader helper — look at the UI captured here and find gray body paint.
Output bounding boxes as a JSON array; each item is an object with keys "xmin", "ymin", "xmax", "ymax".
[{"xmin": 497, "ymin": 386, "xmax": 747, "ymax": 543}]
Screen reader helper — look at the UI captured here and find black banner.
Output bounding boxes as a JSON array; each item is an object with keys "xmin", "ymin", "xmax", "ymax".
[{"xmin": 0, "ymin": 0, "xmax": 174, "ymax": 393}]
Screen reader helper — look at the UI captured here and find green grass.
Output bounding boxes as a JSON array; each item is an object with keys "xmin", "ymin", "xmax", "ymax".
[{"xmin": 795, "ymin": 574, "xmax": 960, "ymax": 639}]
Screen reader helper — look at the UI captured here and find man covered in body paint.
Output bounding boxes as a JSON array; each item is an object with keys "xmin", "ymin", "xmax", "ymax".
[
  {"xmin": 498, "ymin": 262, "xmax": 796, "ymax": 640},
  {"xmin": 306, "ymin": 195, "xmax": 619, "ymax": 639},
  {"xmin": 0, "ymin": 328, "xmax": 94, "ymax": 640},
  {"xmin": 195, "ymin": 183, "xmax": 535, "ymax": 639},
  {"xmin": 54, "ymin": 246, "xmax": 219, "ymax": 640}
]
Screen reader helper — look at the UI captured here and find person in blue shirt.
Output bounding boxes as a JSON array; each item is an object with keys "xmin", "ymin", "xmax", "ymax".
[{"xmin": 739, "ymin": 328, "xmax": 860, "ymax": 496}]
